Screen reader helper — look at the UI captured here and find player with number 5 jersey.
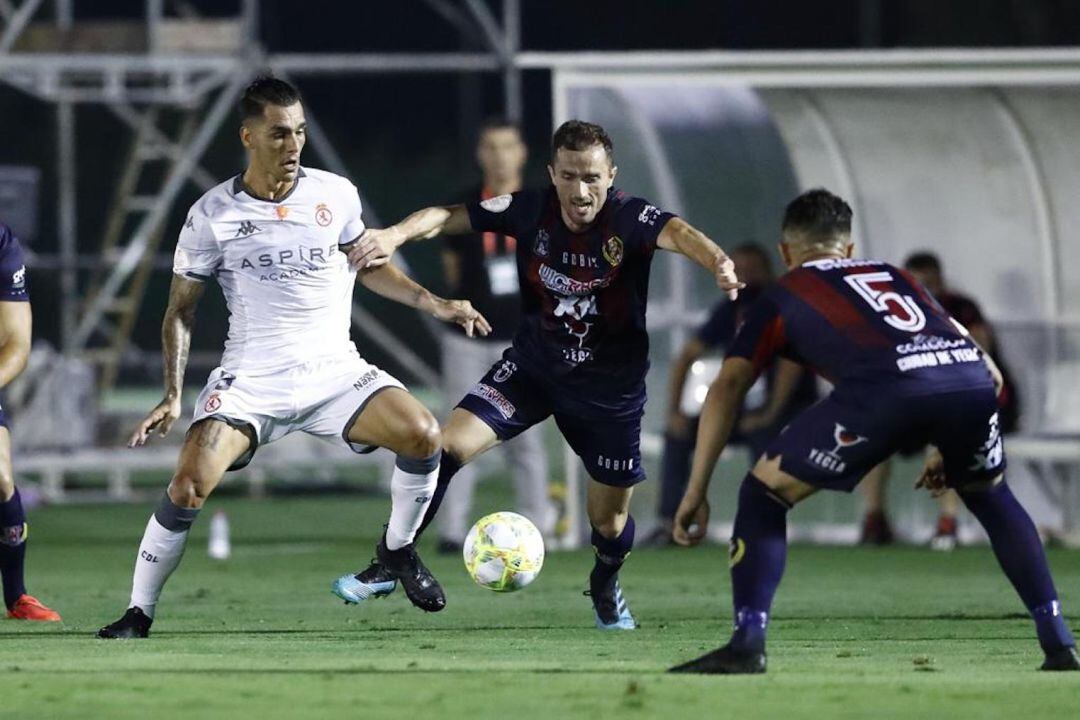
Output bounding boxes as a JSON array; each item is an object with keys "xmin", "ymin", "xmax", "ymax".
[{"xmin": 669, "ymin": 188, "xmax": 1078, "ymax": 674}]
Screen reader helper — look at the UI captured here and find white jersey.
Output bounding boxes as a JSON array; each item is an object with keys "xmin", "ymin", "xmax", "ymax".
[{"xmin": 173, "ymin": 167, "xmax": 366, "ymax": 376}]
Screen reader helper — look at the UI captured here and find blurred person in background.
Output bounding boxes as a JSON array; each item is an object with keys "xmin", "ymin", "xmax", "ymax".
[
  {"xmin": 860, "ymin": 251, "xmax": 1021, "ymax": 550},
  {"xmin": 436, "ymin": 118, "xmax": 553, "ymax": 554},
  {"xmin": 643, "ymin": 244, "xmax": 817, "ymax": 547},
  {"xmin": 0, "ymin": 221, "xmax": 61, "ymax": 622}
]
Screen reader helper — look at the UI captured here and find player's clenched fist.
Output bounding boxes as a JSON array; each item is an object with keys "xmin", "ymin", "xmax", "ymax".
[
  {"xmin": 346, "ymin": 227, "xmax": 404, "ymax": 269},
  {"xmin": 128, "ymin": 396, "xmax": 183, "ymax": 447}
]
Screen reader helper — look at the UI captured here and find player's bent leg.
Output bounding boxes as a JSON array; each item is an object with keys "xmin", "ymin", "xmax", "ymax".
[
  {"xmin": 98, "ymin": 419, "xmax": 252, "ymax": 639},
  {"xmin": 671, "ymin": 456, "xmax": 816, "ymax": 675},
  {"xmin": 0, "ymin": 428, "xmax": 61, "ymax": 622},
  {"xmin": 339, "ymin": 388, "xmax": 447, "ymax": 612},
  {"xmin": 956, "ymin": 476, "xmax": 1079, "ymax": 671},
  {"xmin": 416, "ymin": 408, "xmax": 502, "ymax": 540},
  {"xmin": 585, "ymin": 482, "xmax": 637, "ymax": 630}
]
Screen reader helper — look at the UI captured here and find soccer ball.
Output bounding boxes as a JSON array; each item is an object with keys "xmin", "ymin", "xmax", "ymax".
[{"xmin": 463, "ymin": 512, "xmax": 545, "ymax": 592}]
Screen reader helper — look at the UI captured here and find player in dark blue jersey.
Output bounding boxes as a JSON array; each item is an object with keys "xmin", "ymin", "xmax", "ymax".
[
  {"xmin": 669, "ymin": 189, "xmax": 1077, "ymax": 674},
  {"xmin": 338, "ymin": 120, "xmax": 744, "ymax": 629},
  {"xmin": 0, "ymin": 223, "xmax": 61, "ymax": 622}
]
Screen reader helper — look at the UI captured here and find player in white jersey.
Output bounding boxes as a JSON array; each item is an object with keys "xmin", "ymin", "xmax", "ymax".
[{"xmin": 98, "ymin": 76, "xmax": 489, "ymax": 639}]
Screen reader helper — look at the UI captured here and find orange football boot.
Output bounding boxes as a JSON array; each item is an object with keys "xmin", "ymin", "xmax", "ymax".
[{"xmin": 6, "ymin": 594, "xmax": 61, "ymax": 622}]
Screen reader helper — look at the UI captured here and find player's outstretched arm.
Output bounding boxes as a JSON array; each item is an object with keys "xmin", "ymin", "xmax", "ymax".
[
  {"xmin": 358, "ymin": 264, "xmax": 492, "ymax": 338},
  {"xmin": 673, "ymin": 357, "xmax": 757, "ymax": 547},
  {"xmin": 348, "ymin": 204, "xmax": 473, "ymax": 270},
  {"xmin": 656, "ymin": 217, "xmax": 745, "ymax": 300},
  {"xmin": 129, "ymin": 275, "xmax": 205, "ymax": 447},
  {"xmin": 0, "ymin": 301, "xmax": 31, "ymax": 389}
]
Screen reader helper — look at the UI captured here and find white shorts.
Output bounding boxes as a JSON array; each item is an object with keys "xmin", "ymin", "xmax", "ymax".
[{"xmin": 192, "ymin": 356, "xmax": 406, "ymax": 470}]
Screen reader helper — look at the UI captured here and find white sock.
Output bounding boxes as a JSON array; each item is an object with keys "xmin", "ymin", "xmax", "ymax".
[
  {"xmin": 129, "ymin": 498, "xmax": 198, "ymax": 617},
  {"xmin": 385, "ymin": 453, "xmax": 439, "ymax": 550}
]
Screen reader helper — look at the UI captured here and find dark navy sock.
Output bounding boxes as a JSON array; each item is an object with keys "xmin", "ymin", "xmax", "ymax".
[
  {"xmin": 960, "ymin": 482, "xmax": 1075, "ymax": 652},
  {"xmin": 590, "ymin": 515, "xmax": 636, "ymax": 592},
  {"xmin": 414, "ymin": 450, "xmax": 462, "ymax": 540},
  {"xmin": 658, "ymin": 433, "xmax": 694, "ymax": 520},
  {"xmin": 729, "ymin": 474, "xmax": 791, "ymax": 654},
  {"xmin": 0, "ymin": 488, "xmax": 28, "ymax": 609}
]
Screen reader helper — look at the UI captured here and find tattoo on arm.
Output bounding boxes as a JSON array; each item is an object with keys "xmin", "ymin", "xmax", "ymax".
[{"xmin": 162, "ymin": 276, "xmax": 205, "ymax": 400}]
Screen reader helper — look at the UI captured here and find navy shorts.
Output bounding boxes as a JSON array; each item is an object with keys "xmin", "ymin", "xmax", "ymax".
[
  {"xmin": 456, "ymin": 353, "xmax": 645, "ymax": 487},
  {"xmin": 765, "ymin": 385, "xmax": 1005, "ymax": 493}
]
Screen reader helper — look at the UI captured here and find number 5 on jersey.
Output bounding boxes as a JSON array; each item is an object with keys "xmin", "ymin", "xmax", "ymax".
[{"xmin": 844, "ymin": 270, "xmax": 927, "ymax": 333}]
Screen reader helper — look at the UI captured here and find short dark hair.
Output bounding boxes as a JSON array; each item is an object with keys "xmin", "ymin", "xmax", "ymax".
[
  {"xmin": 477, "ymin": 116, "xmax": 522, "ymax": 139},
  {"xmin": 551, "ymin": 120, "xmax": 614, "ymax": 163},
  {"xmin": 781, "ymin": 188, "xmax": 852, "ymax": 242},
  {"xmin": 904, "ymin": 252, "xmax": 942, "ymax": 273},
  {"xmin": 240, "ymin": 75, "xmax": 302, "ymax": 122}
]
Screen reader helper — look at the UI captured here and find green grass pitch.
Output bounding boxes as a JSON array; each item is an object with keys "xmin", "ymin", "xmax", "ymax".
[{"xmin": 1, "ymin": 495, "xmax": 1077, "ymax": 719}]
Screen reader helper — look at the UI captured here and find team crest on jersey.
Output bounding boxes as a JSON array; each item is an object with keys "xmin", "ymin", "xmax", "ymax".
[
  {"xmin": 315, "ymin": 203, "xmax": 333, "ymax": 227},
  {"xmin": 602, "ymin": 236, "xmax": 623, "ymax": 267},
  {"xmin": 492, "ymin": 360, "xmax": 517, "ymax": 383},
  {"xmin": 807, "ymin": 423, "xmax": 868, "ymax": 474},
  {"xmin": 275, "ymin": 206, "xmax": 290, "ymax": 221},
  {"xmin": 204, "ymin": 393, "xmax": 222, "ymax": 413},
  {"xmin": 480, "ymin": 194, "xmax": 513, "ymax": 213},
  {"xmin": 533, "ymin": 228, "xmax": 550, "ymax": 257}
]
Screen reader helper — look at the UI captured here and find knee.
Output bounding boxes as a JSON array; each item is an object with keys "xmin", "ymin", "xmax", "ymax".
[
  {"xmin": 167, "ymin": 471, "xmax": 213, "ymax": 508},
  {"xmin": 587, "ymin": 508, "xmax": 628, "ymax": 539},
  {"xmin": 401, "ymin": 414, "xmax": 442, "ymax": 460}
]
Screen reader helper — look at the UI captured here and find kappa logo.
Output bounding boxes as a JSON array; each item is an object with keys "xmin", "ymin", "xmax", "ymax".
[
  {"xmin": 235, "ymin": 220, "xmax": 260, "ymax": 237},
  {"xmin": 12, "ymin": 265, "xmax": 25, "ymax": 289},
  {"xmin": 184, "ymin": 215, "xmax": 195, "ymax": 231},
  {"xmin": 315, "ymin": 203, "xmax": 333, "ymax": 227},
  {"xmin": 492, "ymin": 360, "xmax": 517, "ymax": 383},
  {"xmin": 807, "ymin": 423, "xmax": 868, "ymax": 474}
]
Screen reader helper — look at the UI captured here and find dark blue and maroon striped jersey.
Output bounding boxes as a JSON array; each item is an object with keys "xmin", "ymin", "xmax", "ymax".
[
  {"xmin": 0, "ymin": 223, "xmax": 29, "ymax": 302},
  {"xmin": 727, "ymin": 258, "xmax": 995, "ymax": 396},
  {"xmin": 467, "ymin": 186, "xmax": 675, "ymax": 402}
]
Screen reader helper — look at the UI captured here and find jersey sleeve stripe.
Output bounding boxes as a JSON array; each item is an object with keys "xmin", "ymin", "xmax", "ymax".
[{"xmin": 782, "ymin": 270, "xmax": 890, "ymax": 347}]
